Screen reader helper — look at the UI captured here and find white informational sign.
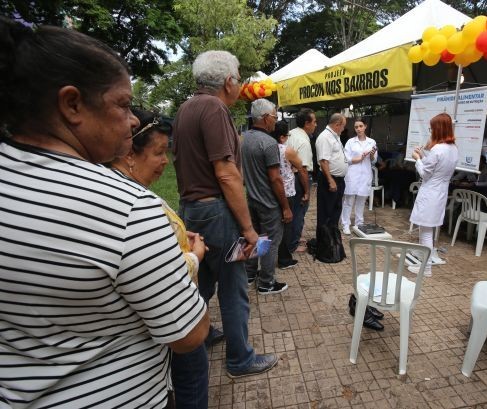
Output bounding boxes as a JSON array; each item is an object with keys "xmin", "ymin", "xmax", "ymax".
[{"xmin": 406, "ymin": 86, "xmax": 487, "ymax": 172}]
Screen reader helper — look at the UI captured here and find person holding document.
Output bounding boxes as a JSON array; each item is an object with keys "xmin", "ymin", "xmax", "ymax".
[
  {"xmin": 172, "ymin": 50, "xmax": 278, "ymax": 381},
  {"xmin": 241, "ymin": 99, "xmax": 292, "ymax": 295},
  {"xmin": 341, "ymin": 118, "xmax": 377, "ymax": 234},
  {"xmin": 409, "ymin": 113, "xmax": 458, "ymax": 277}
]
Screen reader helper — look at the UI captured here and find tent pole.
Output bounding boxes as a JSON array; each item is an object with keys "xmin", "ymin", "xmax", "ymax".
[{"xmin": 452, "ymin": 64, "xmax": 463, "ymax": 131}]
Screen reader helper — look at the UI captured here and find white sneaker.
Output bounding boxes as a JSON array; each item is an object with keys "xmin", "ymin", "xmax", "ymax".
[
  {"xmin": 343, "ymin": 226, "xmax": 351, "ymax": 235},
  {"xmin": 407, "ymin": 265, "xmax": 432, "ymax": 277}
]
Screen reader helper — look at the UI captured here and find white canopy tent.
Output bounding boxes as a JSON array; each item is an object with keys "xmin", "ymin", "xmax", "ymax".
[
  {"xmin": 248, "ymin": 71, "xmax": 269, "ymax": 82},
  {"xmin": 270, "ymin": 0, "xmax": 471, "ymax": 86},
  {"xmin": 269, "ymin": 49, "xmax": 330, "ymax": 83},
  {"xmin": 327, "ymin": 0, "xmax": 471, "ymax": 67}
]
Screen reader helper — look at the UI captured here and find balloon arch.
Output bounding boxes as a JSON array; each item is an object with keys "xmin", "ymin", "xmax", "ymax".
[
  {"xmin": 408, "ymin": 16, "xmax": 487, "ymax": 67},
  {"xmin": 239, "ymin": 79, "xmax": 277, "ymax": 101}
]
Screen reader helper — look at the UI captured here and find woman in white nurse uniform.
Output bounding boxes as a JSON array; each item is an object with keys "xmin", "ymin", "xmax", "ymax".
[
  {"xmin": 341, "ymin": 118, "xmax": 377, "ymax": 234},
  {"xmin": 409, "ymin": 113, "xmax": 458, "ymax": 276}
]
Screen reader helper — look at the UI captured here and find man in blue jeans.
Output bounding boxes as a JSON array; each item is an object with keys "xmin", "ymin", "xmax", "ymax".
[
  {"xmin": 172, "ymin": 50, "xmax": 279, "ymax": 406},
  {"xmin": 287, "ymin": 108, "xmax": 316, "ymax": 252}
]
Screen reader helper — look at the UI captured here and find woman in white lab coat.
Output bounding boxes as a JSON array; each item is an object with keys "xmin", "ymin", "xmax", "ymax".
[
  {"xmin": 341, "ymin": 118, "xmax": 377, "ymax": 234},
  {"xmin": 409, "ymin": 113, "xmax": 458, "ymax": 276}
]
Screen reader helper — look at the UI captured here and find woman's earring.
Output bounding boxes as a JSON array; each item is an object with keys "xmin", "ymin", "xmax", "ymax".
[{"xmin": 129, "ymin": 165, "xmax": 134, "ymax": 174}]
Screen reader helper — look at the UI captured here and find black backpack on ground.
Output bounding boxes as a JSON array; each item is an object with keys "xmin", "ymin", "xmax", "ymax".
[
  {"xmin": 313, "ymin": 224, "xmax": 346, "ymax": 263},
  {"xmin": 306, "ymin": 238, "xmax": 317, "ymax": 256}
]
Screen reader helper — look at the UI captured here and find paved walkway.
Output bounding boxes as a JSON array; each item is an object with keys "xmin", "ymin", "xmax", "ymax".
[{"xmin": 207, "ymin": 190, "xmax": 487, "ymax": 408}]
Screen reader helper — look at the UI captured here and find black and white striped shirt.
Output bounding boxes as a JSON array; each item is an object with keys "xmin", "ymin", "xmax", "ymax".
[{"xmin": 0, "ymin": 139, "xmax": 206, "ymax": 408}]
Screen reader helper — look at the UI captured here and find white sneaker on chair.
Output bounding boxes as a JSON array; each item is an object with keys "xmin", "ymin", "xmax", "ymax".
[
  {"xmin": 343, "ymin": 226, "xmax": 351, "ymax": 235},
  {"xmin": 407, "ymin": 265, "xmax": 432, "ymax": 277}
]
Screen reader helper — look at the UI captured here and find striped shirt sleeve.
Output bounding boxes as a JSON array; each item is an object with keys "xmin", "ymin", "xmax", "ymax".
[{"xmin": 116, "ymin": 193, "xmax": 207, "ymax": 344}]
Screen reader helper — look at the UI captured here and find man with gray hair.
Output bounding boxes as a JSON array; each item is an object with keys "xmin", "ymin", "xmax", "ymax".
[
  {"xmin": 242, "ymin": 99, "xmax": 292, "ymax": 295},
  {"xmin": 173, "ymin": 51, "xmax": 279, "ymax": 387}
]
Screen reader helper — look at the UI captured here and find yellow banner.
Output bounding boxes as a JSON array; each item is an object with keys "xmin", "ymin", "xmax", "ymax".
[{"xmin": 277, "ymin": 45, "xmax": 412, "ymax": 107}]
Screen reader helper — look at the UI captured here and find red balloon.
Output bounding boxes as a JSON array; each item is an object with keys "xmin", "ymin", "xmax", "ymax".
[
  {"xmin": 440, "ymin": 49, "xmax": 455, "ymax": 63},
  {"xmin": 484, "ymin": 51, "xmax": 487, "ymax": 60},
  {"xmin": 476, "ymin": 31, "xmax": 487, "ymax": 53}
]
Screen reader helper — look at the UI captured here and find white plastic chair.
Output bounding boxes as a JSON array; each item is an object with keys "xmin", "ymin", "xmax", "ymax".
[
  {"xmin": 369, "ymin": 166, "xmax": 384, "ymax": 211},
  {"xmin": 461, "ymin": 281, "xmax": 487, "ymax": 377},
  {"xmin": 349, "ymin": 238, "xmax": 431, "ymax": 375},
  {"xmin": 408, "ymin": 181, "xmax": 421, "ymax": 233},
  {"xmin": 450, "ymin": 189, "xmax": 487, "ymax": 257}
]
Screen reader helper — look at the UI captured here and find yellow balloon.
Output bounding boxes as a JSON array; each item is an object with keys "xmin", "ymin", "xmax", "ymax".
[
  {"xmin": 423, "ymin": 52, "xmax": 441, "ymax": 66},
  {"xmin": 439, "ymin": 25, "xmax": 457, "ymax": 39},
  {"xmin": 462, "ymin": 18, "xmax": 486, "ymax": 42},
  {"xmin": 447, "ymin": 32, "xmax": 467, "ymax": 54},
  {"xmin": 408, "ymin": 45, "xmax": 423, "ymax": 63},
  {"xmin": 429, "ymin": 34, "xmax": 447, "ymax": 53},
  {"xmin": 422, "ymin": 26, "xmax": 439, "ymax": 42},
  {"xmin": 464, "ymin": 43, "xmax": 483, "ymax": 63},
  {"xmin": 454, "ymin": 52, "xmax": 471, "ymax": 67},
  {"xmin": 420, "ymin": 41, "xmax": 430, "ymax": 53},
  {"xmin": 473, "ymin": 15, "xmax": 487, "ymax": 26}
]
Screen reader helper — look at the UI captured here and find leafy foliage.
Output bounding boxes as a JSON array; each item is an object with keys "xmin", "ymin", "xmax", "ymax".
[
  {"xmin": 246, "ymin": 0, "xmax": 297, "ymax": 25},
  {"xmin": 268, "ymin": 9, "xmax": 343, "ymax": 72},
  {"xmin": 445, "ymin": 0, "xmax": 487, "ymax": 16},
  {"xmin": 147, "ymin": 0, "xmax": 277, "ymax": 123},
  {"xmin": 174, "ymin": 0, "xmax": 277, "ymax": 79},
  {"xmin": 0, "ymin": 0, "xmax": 182, "ymax": 81},
  {"xmin": 147, "ymin": 59, "xmax": 195, "ymax": 116}
]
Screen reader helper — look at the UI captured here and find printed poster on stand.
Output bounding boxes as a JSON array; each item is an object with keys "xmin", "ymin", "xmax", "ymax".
[{"xmin": 406, "ymin": 86, "xmax": 487, "ymax": 172}]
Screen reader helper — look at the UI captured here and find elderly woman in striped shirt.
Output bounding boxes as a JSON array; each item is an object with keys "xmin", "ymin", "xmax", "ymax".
[{"xmin": 0, "ymin": 17, "xmax": 208, "ymax": 409}]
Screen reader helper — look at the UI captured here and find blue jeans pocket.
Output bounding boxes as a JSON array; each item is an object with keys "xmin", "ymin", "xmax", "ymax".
[{"xmin": 182, "ymin": 201, "xmax": 226, "ymax": 248}]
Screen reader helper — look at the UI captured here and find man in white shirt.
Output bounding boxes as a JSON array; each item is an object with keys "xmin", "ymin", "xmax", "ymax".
[
  {"xmin": 315, "ymin": 113, "xmax": 348, "ymax": 238},
  {"xmin": 287, "ymin": 108, "xmax": 315, "ymax": 252}
]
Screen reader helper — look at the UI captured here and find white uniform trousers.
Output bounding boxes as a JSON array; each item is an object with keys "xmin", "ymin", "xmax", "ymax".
[
  {"xmin": 419, "ymin": 225, "xmax": 433, "ymax": 271},
  {"xmin": 341, "ymin": 194, "xmax": 367, "ymax": 228}
]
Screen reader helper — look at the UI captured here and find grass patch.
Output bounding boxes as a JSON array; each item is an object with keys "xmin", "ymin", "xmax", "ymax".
[{"xmin": 150, "ymin": 153, "xmax": 180, "ymax": 211}]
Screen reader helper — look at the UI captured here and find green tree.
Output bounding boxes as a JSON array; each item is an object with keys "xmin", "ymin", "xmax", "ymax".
[
  {"xmin": 0, "ymin": 0, "xmax": 182, "ymax": 81},
  {"xmin": 246, "ymin": 0, "xmax": 297, "ymax": 26},
  {"xmin": 268, "ymin": 8, "xmax": 343, "ymax": 73},
  {"xmin": 174, "ymin": 0, "xmax": 277, "ymax": 79},
  {"xmin": 148, "ymin": 59, "xmax": 195, "ymax": 116},
  {"xmin": 148, "ymin": 0, "xmax": 277, "ymax": 124},
  {"xmin": 443, "ymin": 0, "xmax": 487, "ymax": 16}
]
